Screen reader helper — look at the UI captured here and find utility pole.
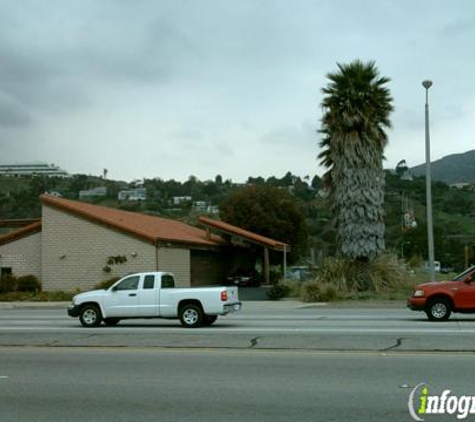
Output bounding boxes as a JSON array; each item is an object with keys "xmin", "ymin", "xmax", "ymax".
[{"xmin": 423, "ymin": 80, "xmax": 435, "ymax": 282}]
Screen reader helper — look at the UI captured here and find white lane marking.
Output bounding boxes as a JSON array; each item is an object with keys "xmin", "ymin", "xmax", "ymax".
[
  {"xmin": 1, "ymin": 326, "xmax": 475, "ymax": 334},
  {"xmin": 0, "ymin": 376, "xmax": 8, "ymax": 379}
]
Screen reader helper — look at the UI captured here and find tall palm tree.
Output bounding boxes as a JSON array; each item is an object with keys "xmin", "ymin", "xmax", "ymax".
[{"xmin": 318, "ymin": 60, "xmax": 393, "ymax": 262}]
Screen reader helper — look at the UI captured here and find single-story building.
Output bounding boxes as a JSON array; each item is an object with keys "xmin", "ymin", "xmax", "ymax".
[
  {"xmin": 0, "ymin": 221, "xmax": 42, "ymax": 280},
  {"xmin": 0, "ymin": 195, "xmax": 287, "ymax": 291}
]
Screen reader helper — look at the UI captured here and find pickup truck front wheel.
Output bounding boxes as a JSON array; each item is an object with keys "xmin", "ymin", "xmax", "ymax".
[
  {"xmin": 426, "ymin": 298, "xmax": 452, "ymax": 321},
  {"xmin": 79, "ymin": 304, "xmax": 102, "ymax": 327},
  {"xmin": 179, "ymin": 304, "xmax": 204, "ymax": 328}
]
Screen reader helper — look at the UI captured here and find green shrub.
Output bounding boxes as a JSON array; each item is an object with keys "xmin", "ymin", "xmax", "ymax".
[
  {"xmin": 279, "ymin": 280, "xmax": 302, "ymax": 298},
  {"xmin": 15, "ymin": 275, "xmax": 41, "ymax": 292},
  {"xmin": 94, "ymin": 277, "xmax": 120, "ymax": 290},
  {"xmin": 269, "ymin": 269, "xmax": 282, "ymax": 285},
  {"xmin": 369, "ymin": 255, "xmax": 404, "ymax": 291},
  {"xmin": 0, "ymin": 290, "xmax": 74, "ymax": 301},
  {"xmin": 266, "ymin": 284, "xmax": 290, "ymax": 301},
  {"xmin": 0, "ymin": 274, "xmax": 41, "ymax": 294},
  {"xmin": 33, "ymin": 291, "xmax": 75, "ymax": 301},
  {"xmin": 317, "ymin": 254, "xmax": 411, "ymax": 292},
  {"xmin": 318, "ymin": 258, "xmax": 350, "ymax": 290},
  {"xmin": 300, "ymin": 281, "xmax": 338, "ymax": 302},
  {"xmin": 0, "ymin": 291, "xmax": 33, "ymax": 301},
  {"xmin": 0, "ymin": 274, "xmax": 17, "ymax": 293}
]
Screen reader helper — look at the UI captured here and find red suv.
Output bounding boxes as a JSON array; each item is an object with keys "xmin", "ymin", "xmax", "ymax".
[{"xmin": 408, "ymin": 266, "xmax": 475, "ymax": 321}]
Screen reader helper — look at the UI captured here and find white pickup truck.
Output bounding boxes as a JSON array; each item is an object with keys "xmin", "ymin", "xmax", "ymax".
[{"xmin": 67, "ymin": 271, "xmax": 242, "ymax": 328}]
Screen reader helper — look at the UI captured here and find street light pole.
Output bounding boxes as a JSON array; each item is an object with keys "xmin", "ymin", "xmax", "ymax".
[{"xmin": 423, "ymin": 80, "xmax": 435, "ymax": 282}]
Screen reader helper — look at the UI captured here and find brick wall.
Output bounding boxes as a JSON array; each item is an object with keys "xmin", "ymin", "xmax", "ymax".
[
  {"xmin": 42, "ymin": 205, "xmax": 158, "ymax": 291},
  {"xmin": 157, "ymin": 247, "xmax": 190, "ymax": 287},
  {"xmin": 0, "ymin": 232, "xmax": 42, "ymax": 279},
  {"xmin": 41, "ymin": 205, "xmax": 192, "ymax": 291}
]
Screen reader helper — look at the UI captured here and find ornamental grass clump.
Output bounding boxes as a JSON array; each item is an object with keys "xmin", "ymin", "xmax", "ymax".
[
  {"xmin": 300, "ymin": 281, "xmax": 338, "ymax": 302},
  {"xmin": 317, "ymin": 254, "xmax": 409, "ymax": 293}
]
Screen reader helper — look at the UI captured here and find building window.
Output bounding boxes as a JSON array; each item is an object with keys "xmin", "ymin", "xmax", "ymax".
[{"xmin": 1, "ymin": 267, "xmax": 12, "ymax": 280}]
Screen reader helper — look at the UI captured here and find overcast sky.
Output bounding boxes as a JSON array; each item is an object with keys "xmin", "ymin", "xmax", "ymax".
[{"xmin": 1, "ymin": 0, "xmax": 474, "ymax": 182}]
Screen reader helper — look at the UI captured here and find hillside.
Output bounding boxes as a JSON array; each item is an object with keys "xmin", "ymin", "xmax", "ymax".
[
  {"xmin": 1, "ymin": 170, "xmax": 474, "ymax": 270},
  {"xmin": 411, "ymin": 150, "xmax": 475, "ymax": 184}
]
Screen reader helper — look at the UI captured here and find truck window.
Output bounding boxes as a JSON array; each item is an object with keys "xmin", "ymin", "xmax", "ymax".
[
  {"xmin": 114, "ymin": 275, "xmax": 139, "ymax": 291},
  {"xmin": 161, "ymin": 275, "xmax": 175, "ymax": 288},
  {"xmin": 143, "ymin": 275, "xmax": 155, "ymax": 289}
]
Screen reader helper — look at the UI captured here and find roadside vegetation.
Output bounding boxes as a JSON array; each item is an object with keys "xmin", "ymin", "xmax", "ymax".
[
  {"xmin": 1, "ymin": 61, "xmax": 475, "ymax": 302},
  {"xmin": 1, "ymin": 167, "xmax": 474, "ymax": 273},
  {"xmin": 267, "ymin": 256, "xmax": 459, "ymax": 302},
  {"xmin": 0, "ymin": 275, "xmax": 124, "ymax": 302},
  {"xmin": 0, "ymin": 274, "xmax": 74, "ymax": 301}
]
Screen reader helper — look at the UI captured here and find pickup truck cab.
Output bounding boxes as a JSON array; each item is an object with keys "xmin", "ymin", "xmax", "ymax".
[
  {"xmin": 68, "ymin": 272, "xmax": 242, "ymax": 328},
  {"xmin": 408, "ymin": 266, "xmax": 475, "ymax": 321}
]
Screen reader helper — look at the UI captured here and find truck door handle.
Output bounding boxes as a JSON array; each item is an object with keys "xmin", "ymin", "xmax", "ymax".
[{"xmin": 129, "ymin": 293, "xmax": 137, "ymax": 297}]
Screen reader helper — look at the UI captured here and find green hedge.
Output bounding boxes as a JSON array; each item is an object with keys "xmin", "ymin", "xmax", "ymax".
[{"xmin": 0, "ymin": 274, "xmax": 41, "ymax": 293}]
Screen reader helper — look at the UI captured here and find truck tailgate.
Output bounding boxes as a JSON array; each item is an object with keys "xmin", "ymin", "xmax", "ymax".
[{"xmin": 225, "ymin": 286, "xmax": 239, "ymax": 303}]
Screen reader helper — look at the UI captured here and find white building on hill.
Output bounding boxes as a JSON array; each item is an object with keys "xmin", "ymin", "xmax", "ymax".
[{"xmin": 0, "ymin": 162, "xmax": 68, "ymax": 177}]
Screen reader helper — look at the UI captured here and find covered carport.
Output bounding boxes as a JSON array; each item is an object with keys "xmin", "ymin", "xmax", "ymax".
[{"xmin": 199, "ymin": 216, "xmax": 289, "ymax": 284}]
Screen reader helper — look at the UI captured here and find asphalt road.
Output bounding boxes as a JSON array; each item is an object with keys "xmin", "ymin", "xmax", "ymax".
[
  {"xmin": 1, "ymin": 302, "xmax": 475, "ymax": 421},
  {"xmin": 1, "ymin": 347, "xmax": 474, "ymax": 422},
  {"xmin": 1, "ymin": 301, "xmax": 475, "ymax": 352}
]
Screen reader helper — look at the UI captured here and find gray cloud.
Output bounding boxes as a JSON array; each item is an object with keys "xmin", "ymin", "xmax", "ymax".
[
  {"xmin": 0, "ymin": 92, "xmax": 31, "ymax": 127},
  {"xmin": 0, "ymin": 1, "xmax": 200, "ymax": 118},
  {"xmin": 261, "ymin": 121, "xmax": 316, "ymax": 148},
  {"xmin": 0, "ymin": 0, "xmax": 474, "ymax": 181}
]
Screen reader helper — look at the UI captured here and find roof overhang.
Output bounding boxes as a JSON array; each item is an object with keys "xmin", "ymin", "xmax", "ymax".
[
  {"xmin": 0, "ymin": 222, "xmax": 42, "ymax": 247},
  {"xmin": 199, "ymin": 216, "xmax": 290, "ymax": 252},
  {"xmin": 0, "ymin": 219, "xmax": 41, "ymax": 228}
]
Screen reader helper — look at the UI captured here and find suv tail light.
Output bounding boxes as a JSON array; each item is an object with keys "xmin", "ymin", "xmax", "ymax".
[{"xmin": 221, "ymin": 290, "xmax": 228, "ymax": 301}]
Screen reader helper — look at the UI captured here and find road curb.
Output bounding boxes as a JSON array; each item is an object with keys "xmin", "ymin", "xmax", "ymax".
[{"xmin": 0, "ymin": 301, "xmax": 70, "ymax": 309}]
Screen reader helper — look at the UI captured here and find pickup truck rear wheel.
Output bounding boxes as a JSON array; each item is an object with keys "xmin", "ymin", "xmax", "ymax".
[
  {"xmin": 203, "ymin": 315, "xmax": 218, "ymax": 326},
  {"xmin": 104, "ymin": 318, "xmax": 120, "ymax": 326},
  {"xmin": 79, "ymin": 304, "xmax": 102, "ymax": 327},
  {"xmin": 179, "ymin": 304, "xmax": 204, "ymax": 328},
  {"xmin": 426, "ymin": 298, "xmax": 452, "ymax": 321}
]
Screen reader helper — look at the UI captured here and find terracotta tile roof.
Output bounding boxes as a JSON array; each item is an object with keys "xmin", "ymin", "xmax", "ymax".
[
  {"xmin": 0, "ymin": 222, "xmax": 42, "ymax": 247},
  {"xmin": 0, "ymin": 219, "xmax": 41, "ymax": 228},
  {"xmin": 40, "ymin": 195, "xmax": 225, "ymax": 247},
  {"xmin": 199, "ymin": 216, "xmax": 289, "ymax": 251}
]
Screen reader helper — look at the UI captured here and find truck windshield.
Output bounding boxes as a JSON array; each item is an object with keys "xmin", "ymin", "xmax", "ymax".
[{"xmin": 453, "ymin": 266, "xmax": 475, "ymax": 282}]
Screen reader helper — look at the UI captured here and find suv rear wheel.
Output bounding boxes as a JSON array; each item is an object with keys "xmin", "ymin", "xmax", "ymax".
[{"xmin": 426, "ymin": 298, "xmax": 452, "ymax": 321}]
